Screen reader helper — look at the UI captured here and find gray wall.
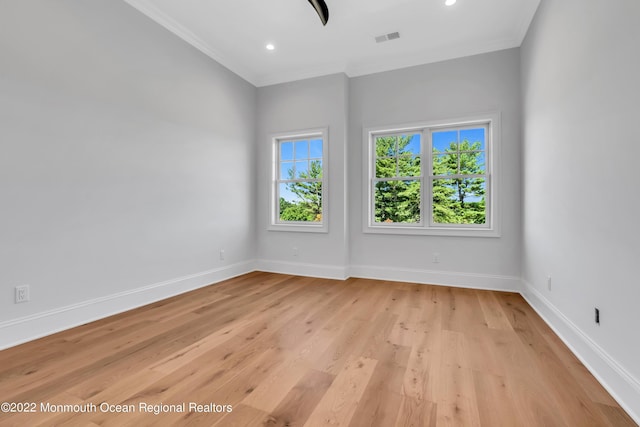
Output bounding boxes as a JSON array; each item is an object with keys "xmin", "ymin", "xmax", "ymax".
[
  {"xmin": 256, "ymin": 50, "xmax": 523, "ymax": 288},
  {"xmin": 1, "ymin": 0, "xmax": 638, "ymax": 419},
  {"xmin": 348, "ymin": 49, "xmax": 522, "ymax": 286},
  {"xmin": 255, "ymin": 74, "xmax": 349, "ymax": 276},
  {"xmin": 521, "ymin": 0, "xmax": 640, "ymax": 417},
  {"xmin": 0, "ymin": 1, "xmax": 256, "ymax": 328}
]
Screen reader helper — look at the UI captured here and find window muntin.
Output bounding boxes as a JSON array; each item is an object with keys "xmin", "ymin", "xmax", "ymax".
[
  {"xmin": 271, "ymin": 129, "xmax": 327, "ymax": 232},
  {"xmin": 365, "ymin": 115, "xmax": 498, "ymax": 236}
]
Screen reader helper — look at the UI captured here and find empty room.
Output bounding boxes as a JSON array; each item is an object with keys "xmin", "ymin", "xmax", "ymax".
[{"xmin": 1, "ymin": 0, "xmax": 638, "ymax": 425}]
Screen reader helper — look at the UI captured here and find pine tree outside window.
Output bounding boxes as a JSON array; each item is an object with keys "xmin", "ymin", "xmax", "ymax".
[
  {"xmin": 270, "ymin": 128, "xmax": 328, "ymax": 233},
  {"xmin": 364, "ymin": 113, "xmax": 500, "ymax": 237}
]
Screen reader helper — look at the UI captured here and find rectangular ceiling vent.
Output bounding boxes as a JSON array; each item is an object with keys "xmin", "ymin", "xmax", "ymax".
[{"xmin": 375, "ymin": 32, "xmax": 400, "ymax": 43}]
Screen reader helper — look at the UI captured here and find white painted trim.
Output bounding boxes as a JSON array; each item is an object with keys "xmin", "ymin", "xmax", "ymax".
[
  {"xmin": 122, "ymin": 0, "xmax": 258, "ymax": 85},
  {"xmin": 2, "ymin": 257, "xmax": 636, "ymax": 424},
  {"xmin": 348, "ymin": 38, "xmax": 522, "ymax": 80},
  {"xmin": 349, "ymin": 264, "xmax": 522, "ymax": 292},
  {"xmin": 521, "ymin": 280, "xmax": 640, "ymax": 425},
  {"xmin": 256, "ymin": 260, "xmax": 348, "ymax": 281},
  {"xmin": 256, "ymin": 260, "xmax": 520, "ymax": 292},
  {"xmin": 122, "ymin": 0, "xmax": 528, "ymax": 88},
  {"xmin": 0, "ymin": 260, "xmax": 256, "ymax": 351},
  {"xmin": 268, "ymin": 127, "xmax": 329, "ymax": 233},
  {"xmin": 362, "ymin": 112, "xmax": 502, "ymax": 238},
  {"xmin": 1, "ymin": 261, "xmax": 513, "ymax": 351},
  {"xmin": 257, "ymin": 38, "xmax": 523, "ymax": 87},
  {"xmin": 256, "ymin": 62, "xmax": 347, "ymax": 88}
]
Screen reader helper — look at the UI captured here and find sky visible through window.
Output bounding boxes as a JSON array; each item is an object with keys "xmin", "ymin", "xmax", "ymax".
[
  {"xmin": 432, "ymin": 127, "xmax": 486, "ymax": 204},
  {"xmin": 279, "ymin": 138, "xmax": 323, "ymax": 203}
]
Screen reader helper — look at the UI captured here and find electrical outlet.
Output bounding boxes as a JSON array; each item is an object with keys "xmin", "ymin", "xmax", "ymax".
[
  {"xmin": 595, "ymin": 307, "xmax": 600, "ymax": 325},
  {"xmin": 432, "ymin": 252, "xmax": 440, "ymax": 263},
  {"xmin": 293, "ymin": 247, "xmax": 299, "ymax": 257},
  {"xmin": 547, "ymin": 275, "xmax": 552, "ymax": 291},
  {"xmin": 219, "ymin": 249, "xmax": 225, "ymax": 261},
  {"xmin": 15, "ymin": 285, "xmax": 29, "ymax": 303}
]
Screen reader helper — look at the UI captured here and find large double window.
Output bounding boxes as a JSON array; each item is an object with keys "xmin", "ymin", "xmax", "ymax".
[
  {"xmin": 270, "ymin": 128, "xmax": 328, "ymax": 232},
  {"xmin": 364, "ymin": 114, "xmax": 500, "ymax": 237}
]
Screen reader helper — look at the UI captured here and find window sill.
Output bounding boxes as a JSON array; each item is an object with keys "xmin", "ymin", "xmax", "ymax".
[
  {"xmin": 363, "ymin": 224, "xmax": 500, "ymax": 238},
  {"xmin": 268, "ymin": 223, "xmax": 328, "ymax": 233}
]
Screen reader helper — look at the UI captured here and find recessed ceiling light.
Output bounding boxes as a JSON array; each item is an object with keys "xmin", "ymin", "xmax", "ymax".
[
  {"xmin": 266, "ymin": 43, "xmax": 275, "ymax": 51},
  {"xmin": 445, "ymin": 0, "xmax": 457, "ymax": 5}
]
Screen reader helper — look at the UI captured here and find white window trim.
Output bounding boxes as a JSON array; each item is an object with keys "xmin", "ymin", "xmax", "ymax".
[
  {"xmin": 362, "ymin": 112, "xmax": 501, "ymax": 237},
  {"xmin": 269, "ymin": 127, "xmax": 329, "ymax": 233}
]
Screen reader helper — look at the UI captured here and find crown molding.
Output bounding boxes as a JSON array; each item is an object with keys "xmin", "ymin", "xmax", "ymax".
[
  {"xmin": 345, "ymin": 36, "xmax": 521, "ymax": 79},
  {"xmin": 255, "ymin": 61, "xmax": 346, "ymax": 87},
  {"xmin": 123, "ymin": 0, "xmax": 537, "ymax": 88},
  {"xmin": 122, "ymin": 0, "xmax": 259, "ymax": 85}
]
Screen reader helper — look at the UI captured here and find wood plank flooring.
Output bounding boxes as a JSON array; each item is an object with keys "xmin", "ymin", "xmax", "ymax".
[{"xmin": 0, "ymin": 272, "xmax": 636, "ymax": 426}]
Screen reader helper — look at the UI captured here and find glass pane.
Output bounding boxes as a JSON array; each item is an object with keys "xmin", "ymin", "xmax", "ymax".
[
  {"xmin": 376, "ymin": 157, "xmax": 396, "ymax": 178},
  {"xmin": 376, "ymin": 136, "xmax": 397, "ymax": 157},
  {"xmin": 433, "ymin": 153, "xmax": 458, "ymax": 175},
  {"xmin": 280, "ymin": 142, "xmax": 293, "ymax": 161},
  {"xmin": 432, "ymin": 178, "xmax": 486, "ymax": 224},
  {"xmin": 310, "ymin": 139, "xmax": 323, "ymax": 158},
  {"xmin": 477, "ymin": 152, "xmax": 485, "ymax": 172},
  {"xmin": 374, "ymin": 180, "xmax": 421, "ymax": 224},
  {"xmin": 280, "ymin": 161, "xmax": 294, "ymax": 180},
  {"xmin": 279, "ymin": 182, "xmax": 322, "ymax": 222},
  {"xmin": 294, "ymin": 140, "xmax": 309, "ymax": 159},
  {"xmin": 295, "ymin": 161, "xmax": 308, "ymax": 178},
  {"xmin": 279, "ymin": 182, "xmax": 296, "ymax": 204},
  {"xmin": 399, "ymin": 134, "xmax": 421, "ymax": 155},
  {"xmin": 398, "ymin": 156, "xmax": 421, "ymax": 177},
  {"xmin": 432, "ymin": 130, "xmax": 458, "ymax": 153},
  {"xmin": 459, "ymin": 151, "xmax": 485, "ymax": 174},
  {"xmin": 309, "ymin": 159, "xmax": 323, "ymax": 179},
  {"xmin": 460, "ymin": 128, "xmax": 485, "ymax": 151}
]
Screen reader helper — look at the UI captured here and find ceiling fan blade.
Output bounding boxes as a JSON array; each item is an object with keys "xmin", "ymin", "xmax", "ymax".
[{"xmin": 307, "ymin": 0, "xmax": 329, "ymax": 26}]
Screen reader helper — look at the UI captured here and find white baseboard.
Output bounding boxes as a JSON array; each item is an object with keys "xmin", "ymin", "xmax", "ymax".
[
  {"xmin": 0, "ymin": 260, "xmax": 256, "ymax": 351},
  {"xmin": 349, "ymin": 264, "xmax": 523, "ymax": 292},
  {"xmin": 255, "ymin": 259, "xmax": 349, "ymax": 280},
  {"xmin": 522, "ymin": 280, "xmax": 640, "ymax": 425},
  {"xmin": 2, "ymin": 260, "xmax": 637, "ymax": 424},
  {"xmin": 255, "ymin": 260, "xmax": 522, "ymax": 291}
]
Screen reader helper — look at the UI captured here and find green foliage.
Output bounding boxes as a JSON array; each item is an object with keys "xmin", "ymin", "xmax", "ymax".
[
  {"xmin": 373, "ymin": 135, "xmax": 487, "ymax": 225},
  {"xmin": 375, "ymin": 180, "xmax": 421, "ymax": 223},
  {"xmin": 432, "ymin": 140, "xmax": 486, "ymax": 224},
  {"xmin": 279, "ymin": 160, "xmax": 323, "ymax": 222},
  {"xmin": 374, "ymin": 135, "xmax": 421, "ymax": 223},
  {"xmin": 279, "ymin": 134, "xmax": 487, "ymax": 226}
]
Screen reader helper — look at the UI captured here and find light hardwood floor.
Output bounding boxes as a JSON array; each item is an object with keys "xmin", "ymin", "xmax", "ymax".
[{"xmin": 0, "ymin": 272, "xmax": 636, "ymax": 426}]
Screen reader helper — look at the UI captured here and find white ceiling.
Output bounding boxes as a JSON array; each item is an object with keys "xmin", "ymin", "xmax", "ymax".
[{"xmin": 124, "ymin": 0, "xmax": 540, "ymax": 87}]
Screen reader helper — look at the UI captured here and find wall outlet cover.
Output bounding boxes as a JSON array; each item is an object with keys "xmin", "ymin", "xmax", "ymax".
[{"xmin": 15, "ymin": 285, "xmax": 30, "ymax": 303}]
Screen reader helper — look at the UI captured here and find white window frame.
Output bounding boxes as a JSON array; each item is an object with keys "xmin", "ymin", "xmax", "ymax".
[
  {"xmin": 363, "ymin": 112, "xmax": 501, "ymax": 237},
  {"xmin": 269, "ymin": 128, "xmax": 328, "ymax": 233}
]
